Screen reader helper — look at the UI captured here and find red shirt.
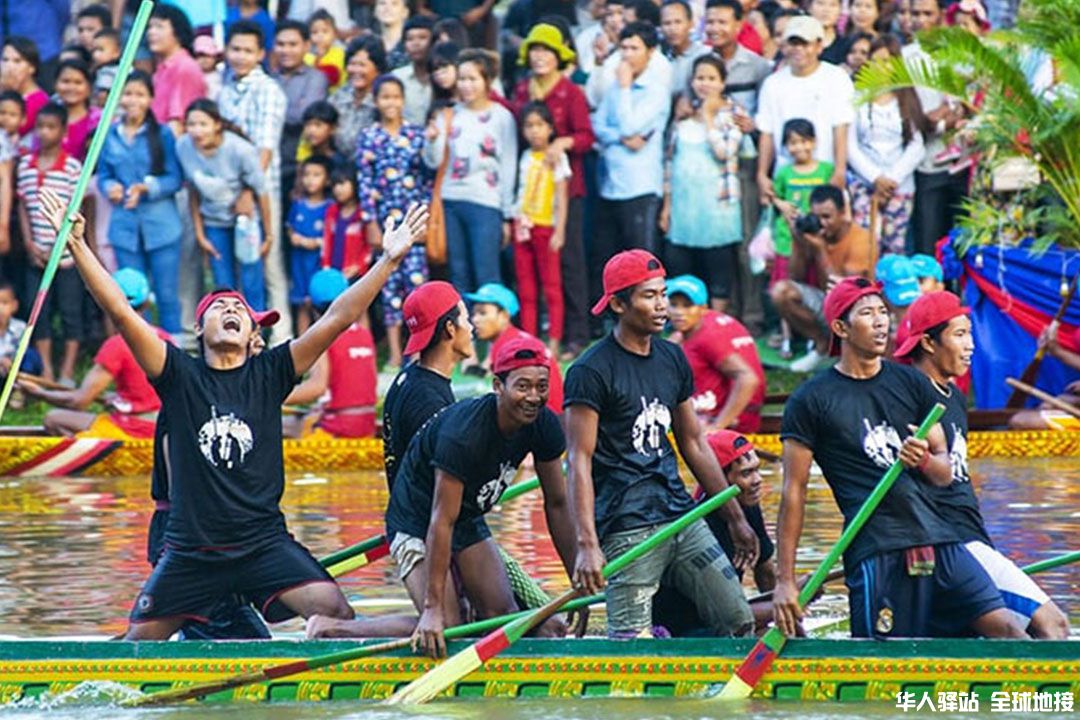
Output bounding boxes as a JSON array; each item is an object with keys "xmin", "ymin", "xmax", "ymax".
[
  {"xmin": 681, "ymin": 311, "xmax": 766, "ymax": 433},
  {"xmin": 19, "ymin": 89, "xmax": 48, "ymax": 137},
  {"xmin": 321, "ymin": 202, "xmax": 371, "ymax": 278},
  {"xmin": 737, "ymin": 23, "xmax": 764, "ymax": 56},
  {"xmin": 94, "ymin": 327, "xmax": 173, "ymax": 414},
  {"xmin": 492, "ymin": 324, "xmax": 563, "ymax": 414},
  {"xmin": 510, "ymin": 76, "xmax": 595, "ymax": 199},
  {"xmin": 325, "ymin": 323, "xmax": 377, "ymax": 411}
]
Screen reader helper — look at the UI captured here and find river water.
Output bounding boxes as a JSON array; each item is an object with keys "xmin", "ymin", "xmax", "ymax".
[{"xmin": 0, "ymin": 456, "xmax": 1076, "ymax": 717}]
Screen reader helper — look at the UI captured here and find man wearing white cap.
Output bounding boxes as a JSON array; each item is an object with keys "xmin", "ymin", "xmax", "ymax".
[{"xmin": 754, "ymin": 14, "xmax": 854, "ymax": 203}]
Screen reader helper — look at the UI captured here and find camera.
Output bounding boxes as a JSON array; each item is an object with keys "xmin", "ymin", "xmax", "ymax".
[{"xmin": 795, "ymin": 213, "xmax": 822, "ymax": 235}]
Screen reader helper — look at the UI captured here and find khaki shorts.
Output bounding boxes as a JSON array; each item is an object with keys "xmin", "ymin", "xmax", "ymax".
[{"xmin": 389, "ymin": 532, "xmax": 426, "ymax": 582}]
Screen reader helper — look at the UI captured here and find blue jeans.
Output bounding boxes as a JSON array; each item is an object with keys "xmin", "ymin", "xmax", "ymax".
[
  {"xmin": 113, "ymin": 240, "xmax": 183, "ymax": 334},
  {"xmin": 204, "ymin": 225, "xmax": 266, "ymax": 311},
  {"xmin": 443, "ymin": 200, "xmax": 502, "ymax": 293}
]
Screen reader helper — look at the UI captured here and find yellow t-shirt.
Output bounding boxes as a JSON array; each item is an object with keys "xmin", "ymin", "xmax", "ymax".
[
  {"xmin": 305, "ymin": 43, "xmax": 347, "ymax": 92},
  {"xmin": 518, "ymin": 150, "xmax": 571, "ymax": 227}
]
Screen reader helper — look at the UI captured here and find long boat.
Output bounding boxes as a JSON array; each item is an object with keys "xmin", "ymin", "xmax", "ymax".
[
  {"xmin": 2, "ymin": 427, "xmax": 1079, "ymax": 478},
  {"xmin": 0, "ymin": 637, "xmax": 1076, "ymax": 705}
]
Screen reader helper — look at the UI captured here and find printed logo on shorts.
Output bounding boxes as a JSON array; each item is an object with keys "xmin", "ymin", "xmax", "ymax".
[
  {"xmin": 632, "ymin": 397, "xmax": 672, "ymax": 457},
  {"xmin": 198, "ymin": 406, "xmax": 254, "ymax": 470},
  {"xmin": 875, "ymin": 607, "xmax": 894, "ymax": 634},
  {"xmin": 949, "ymin": 424, "xmax": 970, "ymax": 484},
  {"xmin": 476, "ymin": 461, "xmax": 517, "ymax": 512},
  {"xmin": 136, "ymin": 593, "xmax": 153, "ymax": 613},
  {"xmin": 861, "ymin": 419, "xmax": 902, "ymax": 469}
]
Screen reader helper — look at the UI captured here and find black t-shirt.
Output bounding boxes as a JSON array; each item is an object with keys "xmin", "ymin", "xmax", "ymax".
[
  {"xmin": 151, "ymin": 343, "xmax": 298, "ymax": 558},
  {"xmin": 385, "ymin": 394, "xmax": 565, "ymax": 548},
  {"xmin": 926, "ymin": 379, "xmax": 992, "ymax": 545},
  {"xmin": 706, "ymin": 502, "xmax": 775, "ymax": 580},
  {"xmin": 780, "ymin": 361, "xmax": 962, "ymax": 573},
  {"xmin": 382, "ymin": 362, "xmax": 455, "ymax": 490},
  {"xmin": 147, "ymin": 413, "xmax": 169, "ymax": 564},
  {"xmin": 563, "ymin": 334, "xmax": 697, "ymax": 539}
]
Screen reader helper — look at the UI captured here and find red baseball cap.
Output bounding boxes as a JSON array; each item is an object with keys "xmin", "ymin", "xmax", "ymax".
[
  {"xmin": 403, "ymin": 281, "xmax": 462, "ymax": 356},
  {"xmin": 707, "ymin": 430, "xmax": 756, "ymax": 470},
  {"xmin": 893, "ymin": 291, "xmax": 970, "ymax": 363},
  {"xmin": 590, "ymin": 249, "xmax": 666, "ymax": 316},
  {"xmin": 195, "ymin": 290, "xmax": 280, "ymax": 328},
  {"xmin": 492, "ymin": 335, "xmax": 551, "ymax": 375},
  {"xmin": 823, "ymin": 277, "xmax": 885, "ymax": 356}
]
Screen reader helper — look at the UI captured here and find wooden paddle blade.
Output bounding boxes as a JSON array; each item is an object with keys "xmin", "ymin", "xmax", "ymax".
[
  {"xmin": 1004, "ymin": 358, "xmax": 1043, "ymax": 408},
  {"xmin": 327, "ymin": 540, "xmax": 390, "ymax": 578},
  {"xmin": 715, "ymin": 627, "xmax": 787, "ymax": 700}
]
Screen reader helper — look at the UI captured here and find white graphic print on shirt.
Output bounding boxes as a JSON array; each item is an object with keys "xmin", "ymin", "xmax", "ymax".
[
  {"xmin": 632, "ymin": 397, "xmax": 672, "ymax": 457},
  {"xmin": 476, "ymin": 461, "xmax": 517, "ymax": 512},
  {"xmin": 861, "ymin": 418, "xmax": 902, "ymax": 469},
  {"xmin": 198, "ymin": 406, "xmax": 254, "ymax": 469},
  {"xmin": 949, "ymin": 422, "xmax": 970, "ymax": 484}
]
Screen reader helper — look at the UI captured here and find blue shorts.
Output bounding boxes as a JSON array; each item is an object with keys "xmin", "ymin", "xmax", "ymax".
[
  {"xmin": 289, "ymin": 248, "xmax": 322, "ymax": 305},
  {"xmin": 130, "ymin": 534, "xmax": 335, "ymax": 625},
  {"xmin": 847, "ymin": 542, "xmax": 1005, "ymax": 638}
]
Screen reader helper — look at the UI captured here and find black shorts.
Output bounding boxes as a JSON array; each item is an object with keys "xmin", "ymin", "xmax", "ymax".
[
  {"xmin": 130, "ymin": 534, "xmax": 336, "ymax": 625},
  {"xmin": 847, "ymin": 542, "xmax": 1005, "ymax": 639}
]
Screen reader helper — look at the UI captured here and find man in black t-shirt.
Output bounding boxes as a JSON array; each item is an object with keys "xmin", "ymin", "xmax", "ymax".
[
  {"xmin": 564, "ymin": 250, "xmax": 756, "ymax": 639},
  {"xmin": 385, "ymin": 336, "xmax": 579, "ymax": 658},
  {"xmin": 40, "ymin": 191, "xmax": 428, "ymax": 641},
  {"xmin": 894, "ymin": 291, "xmax": 1069, "ymax": 639},
  {"xmin": 382, "ymin": 281, "xmax": 474, "ymax": 490},
  {"xmin": 774, "ymin": 276, "xmax": 1025, "ymax": 640}
]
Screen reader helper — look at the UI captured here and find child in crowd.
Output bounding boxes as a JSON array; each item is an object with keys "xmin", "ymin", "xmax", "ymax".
[
  {"xmin": 770, "ymin": 118, "xmax": 833, "ymax": 357},
  {"xmin": 660, "ymin": 55, "xmax": 743, "ymax": 314},
  {"xmin": 193, "ymin": 35, "xmax": 224, "ymax": 101},
  {"xmin": 97, "ymin": 70, "xmax": 185, "ymax": 334},
  {"xmin": 75, "ymin": 5, "xmax": 111, "ymax": 52},
  {"xmin": 842, "ymin": 32, "xmax": 872, "ymax": 78},
  {"xmin": 1, "ymin": 37, "xmax": 48, "ymax": 137},
  {"xmin": 297, "ymin": 100, "xmax": 345, "ymax": 168},
  {"xmin": 91, "ymin": 28, "xmax": 122, "ymax": 107},
  {"xmin": 176, "ymin": 99, "xmax": 272, "ymax": 310},
  {"xmin": 306, "ymin": 9, "xmax": 347, "ymax": 91},
  {"xmin": 0, "ymin": 279, "xmax": 45, "ymax": 404},
  {"xmin": 54, "ymin": 59, "xmax": 101, "ymax": 161},
  {"xmin": 357, "ymin": 75, "xmax": 430, "ymax": 369},
  {"xmin": 321, "ymin": 169, "xmax": 370, "ymax": 280},
  {"xmin": 0, "ymin": 91, "xmax": 25, "ymax": 148},
  {"xmin": 17, "ymin": 103, "xmax": 88, "ymax": 385},
  {"xmin": 288, "ymin": 156, "xmax": 333, "ymax": 334},
  {"xmin": 512, "ymin": 101, "xmax": 568, "ymax": 356},
  {"xmin": 910, "ymin": 253, "xmax": 945, "ymax": 293},
  {"xmin": 226, "ymin": 0, "xmax": 277, "ymax": 53},
  {"xmin": 0, "ymin": 90, "xmax": 21, "ymax": 256}
]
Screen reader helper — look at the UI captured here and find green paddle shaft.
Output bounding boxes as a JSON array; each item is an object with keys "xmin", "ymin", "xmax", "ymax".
[
  {"xmin": 602, "ymin": 484, "xmax": 742, "ymax": 580},
  {"xmin": 317, "ymin": 478, "xmax": 541, "ymax": 568},
  {"xmin": 1021, "ymin": 550, "xmax": 1080, "ymax": 575},
  {"xmin": 0, "ymin": 0, "xmax": 155, "ymax": 424},
  {"xmin": 795, "ymin": 402, "xmax": 945, "ymax": 608}
]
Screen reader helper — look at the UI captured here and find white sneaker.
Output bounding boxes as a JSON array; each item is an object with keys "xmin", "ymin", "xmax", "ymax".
[{"xmin": 790, "ymin": 348, "xmax": 826, "ymax": 373}]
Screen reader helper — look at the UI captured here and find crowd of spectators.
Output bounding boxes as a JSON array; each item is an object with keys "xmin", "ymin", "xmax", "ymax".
[{"xmin": 0, "ymin": 0, "xmax": 1029, "ymax": 388}]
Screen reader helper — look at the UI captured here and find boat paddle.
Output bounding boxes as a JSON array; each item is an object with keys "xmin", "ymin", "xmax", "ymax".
[
  {"xmin": 386, "ymin": 484, "xmax": 743, "ymax": 705},
  {"xmin": 319, "ymin": 477, "xmax": 541, "ymax": 577},
  {"xmin": 127, "ymin": 591, "xmax": 605, "ymax": 707},
  {"xmin": 715, "ymin": 402, "xmax": 945, "ymax": 701},
  {"xmin": 1005, "ymin": 378, "xmax": 1080, "ymax": 419},
  {"xmin": 1005, "ymin": 273, "xmax": 1079, "ymax": 408},
  {"xmin": 0, "ymin": 0, "xmax": 154, "ymax": 424}
]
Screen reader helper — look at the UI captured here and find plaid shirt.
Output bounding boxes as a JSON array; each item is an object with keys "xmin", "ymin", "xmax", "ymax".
[{"xmin": 218, "ymin": 66, "xmax": 287, "ymax": 192}]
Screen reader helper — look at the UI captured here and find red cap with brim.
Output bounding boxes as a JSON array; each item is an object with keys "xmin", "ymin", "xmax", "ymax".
[
  {"xmin": 707, "ymin": 429, "xmax": 755, "ymax": 469},
  {"xmin": 492, "ymin": 335, "xmax": 550, "ymax": 374},
  {"xmin": 195, "ymin": 290, "xmax": 280, "ymax": 329},
  {"xmin": 403, "ymin": 281, "xmax": 462, "ymax": 356},
  {"xmin": 590, "ymin": 249, "xmax": 666, "ymax": 316},
  {"xmin": 823, "ymin": 277, "xmax": 885, "ymax": 356},
  {"xmin": 893, "ymin": 291, "xmax": 970, "ymax": 363}
]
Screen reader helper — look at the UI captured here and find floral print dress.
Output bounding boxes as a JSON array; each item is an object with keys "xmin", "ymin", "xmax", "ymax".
[{"xmin": 356, "ymin": 122, "xmax": 433, "ymax": 325}]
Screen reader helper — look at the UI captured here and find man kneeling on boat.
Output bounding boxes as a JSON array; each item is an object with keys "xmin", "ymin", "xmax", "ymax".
[
  {"xmin": 18, "ymin": 268, "xmax": 171, "ymax": 438},
  {"xmin": 894, "ymin": 291, "xmax": 1069, "ymax": 639},
  {"xmin": 773, "ymin": 278, "xmax": 1028, "ymax": 640},
  {"xmin": 384, "ymin": 336, "xmax": 579, "ymax": 658},
  {"xmin": 565, "ymin": 250, "xmax": 756, "ymax": 639},
  {"xmin": 36, "ymin": 189, "xmax": 425, "ymax": 640}
]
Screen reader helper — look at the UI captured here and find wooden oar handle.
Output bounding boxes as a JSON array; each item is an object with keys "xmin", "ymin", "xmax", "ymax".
[
  {"xmin": 16, "ymin": 372, "xmax": 69, "ymax": 392},
  {"xmin": 1006, "ymin": 377, "xmax": 1080, "ymax": 419}
]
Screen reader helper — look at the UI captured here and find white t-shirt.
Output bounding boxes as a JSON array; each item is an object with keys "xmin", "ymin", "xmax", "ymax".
[{"xmin": 755, "ymin": 61, "xmax": 855, "ymax": 169}]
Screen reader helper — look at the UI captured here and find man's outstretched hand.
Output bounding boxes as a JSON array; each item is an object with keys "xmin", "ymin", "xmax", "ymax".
[
  {"xmin": 39, "ymin": 189, "xmax": 86, "ymax": 247},
  {"xmin": 382, "ymin": 203, "xmax": 430, "ymax": 263}
]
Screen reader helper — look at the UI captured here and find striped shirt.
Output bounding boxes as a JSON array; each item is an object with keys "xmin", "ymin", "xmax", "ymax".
[{"xmin": 17, "ymin": 149, "xmax": 82, "ymax": 264}]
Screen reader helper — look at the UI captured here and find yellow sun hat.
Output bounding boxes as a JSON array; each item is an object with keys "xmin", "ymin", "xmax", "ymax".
[{"xmin": 518, "ymin": 23, "xmax": 576, "ymax": 66}]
